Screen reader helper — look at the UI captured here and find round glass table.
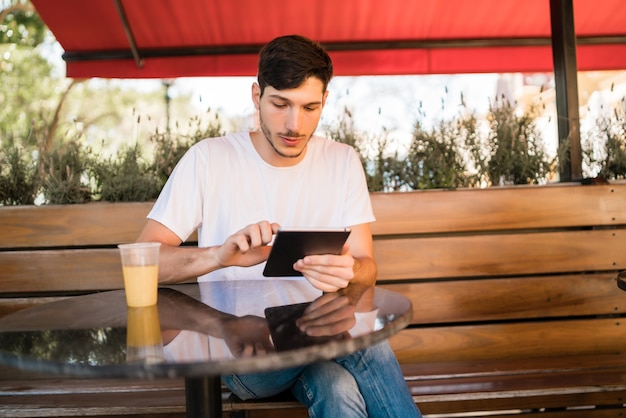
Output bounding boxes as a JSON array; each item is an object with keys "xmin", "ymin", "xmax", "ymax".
[{"xmin": 0, "ymin": 280, "xmax": 412, "ymax": 418}]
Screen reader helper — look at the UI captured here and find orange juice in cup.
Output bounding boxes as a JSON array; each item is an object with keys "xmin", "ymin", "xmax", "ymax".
[{"xmin": 118, "ymin": 242, "xmax": 160, "ymax": 307}]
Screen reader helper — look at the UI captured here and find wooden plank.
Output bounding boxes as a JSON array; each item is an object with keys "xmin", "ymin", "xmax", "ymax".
[
  {"xmin": 0, "ymin": 375, "xmax": 187, "ymax": 417},
  {"xmin": 399, "ymin": 353, "xmax": 626, "ymax": 379},
  {"xmin": 227, "ymin": 403, "xmax": 626, "ymax": 418},
  {"xmin": 380, "ymin": 273, "xmax": 625, "ymax": 325},
  {"xmin": 244, "ymin": 410, "xmax": 307, "ymax": 418},
  {"xmin": 390, "ymin": 317, "xmax": 626, "ymax": 363},
  {"xmin": 370, "ymin": 183, "xmax": 626, "ymax": 236},
  {"xmin": 416, "ymin": 391, "xmax": 626, "ymax": 416},
  {"xmin": 0, "ymin": 249, "xmax": 123, "ymax": 294},
  {"xmin": 2, "ymin": 183, "xmax": 624, "ymax": 250},
  {"xmin": 2, "ymin": 229, "xmax": 624, "ymax": 294},
  {"xmin": 374, "ymin": 228, "xmax": 626, "ymax": 280},
  {"xmin": 0, "ymin": 202, "xmax": 153, "ymax": 249}
]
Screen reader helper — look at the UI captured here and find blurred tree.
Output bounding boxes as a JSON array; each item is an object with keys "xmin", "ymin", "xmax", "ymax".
[
  {"xmin": 1, "ymin": 0, "xmax": 72, "ymax": 153},
  {"xmin": 0, "ymin": 0, "xmax": 44, "ymax": 47},
  {"xmin": 1, "ymin": 0, "xmax": 196, "ymax": 156}
]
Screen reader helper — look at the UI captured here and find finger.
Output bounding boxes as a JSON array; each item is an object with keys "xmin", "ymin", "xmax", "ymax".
[
  {"xmin": 303, "ymin": 314, "xmax": 356, "ymax": 337},
  {"xmin": 303, "ymin": 293, "xmax": 349, "ymax": 319},
  {"xmin": 241, "ymin": 344, "xmax": 254, "ymax": 357},
  {"xmin": 230, "ymin": 234, "xmax": 252, "ymax": 253},
  {"xmin": 304, "ymin": 292, "xmax": 339, "ymax": 313},
  {"xmin": 300, "ymin": 255, "xmax": 353, "ymax": 271},
  {"xmin": 304, "ymin": 272, "xmax": 350, "ymax": 292},
  {"xmin": 305, "ymin": 276, "xmax": 343, "ymax": 293},
  {"xmin": 298, "ymin": 300, "xmax": 355, "ymax": 332},
  {"xmin": 255, "ymin": 221, "xmax": 276, "ymax": 245},
  {"xmin": 254, "ymin": 341, "xmax": 268, "ymax": 356},
  {"xmin": 246, "ymin": 224, "xmax": 264, "ymax": 248}
]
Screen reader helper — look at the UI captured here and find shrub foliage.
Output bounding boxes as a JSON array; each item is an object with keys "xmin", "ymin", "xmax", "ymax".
[{"xmin": 1, "ymin": 96, "xmax": 625, "ymax": 205}]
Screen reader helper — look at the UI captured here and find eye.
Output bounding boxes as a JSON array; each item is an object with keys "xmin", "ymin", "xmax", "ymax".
[{"xmin": 272, "ymin": 102, "xmax": 287, "ymax": 109}]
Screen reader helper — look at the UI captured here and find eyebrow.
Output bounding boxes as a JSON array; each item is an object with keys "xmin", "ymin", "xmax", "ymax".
[{"xmin": 267, "ymin": 93, "xmax": 323, "ymax": 107}]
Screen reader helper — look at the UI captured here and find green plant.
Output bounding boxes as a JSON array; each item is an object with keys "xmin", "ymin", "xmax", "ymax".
[
  {"xmin": 325, "ymin": 107, "xmax": 373, "ymax": 188},
  {"xmin": 151, "ymin": 113, "xmax": 224, "ymax": 187},
  {"xmin": 404, "ymin": 120, "xmax": 463, "ymax": 190},
  {"xmin": 91, "ymin": 143, "xmax": 161, "ymax": 202},
  {"xmin": 485, "ymin": 97, "xmax": 552, "ymax": 185},
  {"xmin": 0, "ymin": 140, "xmax": 38, "ymax": 205},
  {"xmin": 370, "ymin": 134, "xmax": 407, "ymax": 192},
  {"xmin": 325, "ymin": 107, "xmax": 408, "ymax": 192},
  {"xmin": 39, "ymin": 140, "xmax": 92, "ymax": 204},
  {"xmin": 403, "ymin": 98, "xmax": 485, "ymax": 190},
  {"xmin": 582, "ymin": 96, "xmax": 626, "ymax": 180}
]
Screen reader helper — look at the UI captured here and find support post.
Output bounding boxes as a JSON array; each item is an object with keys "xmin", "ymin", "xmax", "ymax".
[
  {"xmin": 185, "ymin": 376, "xmax": 222, "ymax": 418},
  {"xmin": 550, "ymin": 0, "xmax": 582, "ymax": 181}
]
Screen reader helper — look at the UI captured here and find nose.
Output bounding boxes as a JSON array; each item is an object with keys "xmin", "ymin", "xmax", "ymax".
[{"xmin": 285, "ymin": 108, "xmax": 303, "ymax": 133}]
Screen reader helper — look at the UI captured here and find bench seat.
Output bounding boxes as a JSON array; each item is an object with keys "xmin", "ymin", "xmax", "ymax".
[
  {"xmin": 3, "ymin": 354, "xmax": 626, "ymax": 417},
  {"xmin": 1, "ymin": 182, "xmax": 625, "ymax": 417}
]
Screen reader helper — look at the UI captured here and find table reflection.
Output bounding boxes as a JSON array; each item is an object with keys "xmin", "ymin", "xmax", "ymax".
[
  {"xmin": 127, "ymin": 305, "xmax": 165, "ymax": 364},
  {"xmin": 161, "ymin": 281, "xmax": 379, "ymax": 363},
  {"xmin": 0, "ymin": 281, "xmax": 411, "ymax": 379}
]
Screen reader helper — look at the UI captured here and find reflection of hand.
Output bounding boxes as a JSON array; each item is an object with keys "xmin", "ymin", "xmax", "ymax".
[
  {"xmin": 215, "ymin": 221, "xmax": 280, "ymax": 268},
  {"xmin": 221, "ymin": 315, "xmax": 274, "ymax": 357},
  {"xmin": 295, "ymin": 292, "xmax": 356, "ymax": 337}
]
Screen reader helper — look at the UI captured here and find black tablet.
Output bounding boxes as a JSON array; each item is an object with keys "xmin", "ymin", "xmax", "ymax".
[{"xmin": 262, "ymin": 228, "xmax": 351, "ymax": 277}]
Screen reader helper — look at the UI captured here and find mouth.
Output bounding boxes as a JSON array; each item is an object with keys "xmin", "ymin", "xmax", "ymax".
[{"xmin": 279, "ymin": 135, "xmax": 303, "ymax": 146}]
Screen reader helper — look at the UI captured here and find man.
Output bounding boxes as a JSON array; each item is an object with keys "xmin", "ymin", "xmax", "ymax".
[{"xmin": 138, "ymin": 34, "xmax": 420, "ymax": 417}]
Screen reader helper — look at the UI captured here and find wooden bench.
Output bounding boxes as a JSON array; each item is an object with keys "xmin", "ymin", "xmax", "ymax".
[{"xmin": 1, "ymin": 182, "xmax": 626, "ymax": 417}]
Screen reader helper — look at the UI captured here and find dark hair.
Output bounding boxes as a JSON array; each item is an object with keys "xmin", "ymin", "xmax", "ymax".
[{"xmin": 257, "ymin": 35, "xmax": 333, "ymax": 96}]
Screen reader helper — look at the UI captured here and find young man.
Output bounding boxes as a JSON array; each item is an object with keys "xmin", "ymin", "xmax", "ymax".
[{"xmin": 138, "ymin": 34, "xmax": 420, "ymax": 417}]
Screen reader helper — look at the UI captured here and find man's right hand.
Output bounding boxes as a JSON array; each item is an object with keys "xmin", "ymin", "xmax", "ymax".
[{"xmin": 214, "ymin": 221, "xmax": 280, "ymax": 268}]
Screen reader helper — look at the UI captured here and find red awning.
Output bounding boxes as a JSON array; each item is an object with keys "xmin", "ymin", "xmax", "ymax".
[{"xmin": 31, "ymin": 0, "xmax": 626, "ymax": 78}]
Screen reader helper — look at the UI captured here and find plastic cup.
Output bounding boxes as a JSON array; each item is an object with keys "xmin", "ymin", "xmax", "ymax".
[{"xmin": 118, "ymin": 242, "xmax": 160, "ymax": 307}]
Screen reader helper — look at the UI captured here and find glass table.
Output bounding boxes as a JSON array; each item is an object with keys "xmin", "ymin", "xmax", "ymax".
[{"xmin": 0, "ymin": 280, "xmax": 412, "ymax": 418}]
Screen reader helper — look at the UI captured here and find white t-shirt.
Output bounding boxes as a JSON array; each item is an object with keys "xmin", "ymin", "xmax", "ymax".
[
  {"xmin": 148, "ymin": 132, "xmax": 375, "ymax": 301},
  {"xmin": 151, "ymin": 133, "xmax": 375, "ymax": 360}
]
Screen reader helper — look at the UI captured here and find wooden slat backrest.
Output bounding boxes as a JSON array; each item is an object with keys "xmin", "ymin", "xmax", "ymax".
[
  {"xmin": 370, "ymin": 183, "xmax": 624, "ymax": 235},
  {"xmin": 372, "ymin": 183, "xmax": 626, "ymax": 365}
]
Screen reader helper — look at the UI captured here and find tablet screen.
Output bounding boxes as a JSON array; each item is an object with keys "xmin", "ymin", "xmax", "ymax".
[{"xmin": 262, "ymin": 228, "xmax": 351, "ymax": 277}]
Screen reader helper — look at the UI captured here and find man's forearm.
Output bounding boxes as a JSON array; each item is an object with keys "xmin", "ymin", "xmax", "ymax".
[{"xmin": 157, "ymin": 244, "xmax": 219, "ymax": 284}]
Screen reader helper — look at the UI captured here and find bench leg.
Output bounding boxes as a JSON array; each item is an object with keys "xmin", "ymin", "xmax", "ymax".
[{"xmin": 185, "ymin": 376, "xmax": 222, "ymax": 418}]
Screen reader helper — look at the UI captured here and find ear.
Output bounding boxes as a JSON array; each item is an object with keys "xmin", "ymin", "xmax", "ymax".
[
  {"xmin": 252, "ymin": 83, "xmax": 261, "ymax": 110},
  {"xmin": 322, "ymin": 90, "xmax": 329, "ymax": 107}
]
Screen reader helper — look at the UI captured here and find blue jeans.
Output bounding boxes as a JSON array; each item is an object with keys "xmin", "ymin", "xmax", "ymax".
[{"xmin": 222, "ymin": 340, "xmax": 421, "ymax": 417}]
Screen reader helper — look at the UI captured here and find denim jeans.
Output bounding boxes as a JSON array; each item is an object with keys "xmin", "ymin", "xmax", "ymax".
[{"xmin": 222, "ymin": 340, "xmax": 421, "ymax": 417}]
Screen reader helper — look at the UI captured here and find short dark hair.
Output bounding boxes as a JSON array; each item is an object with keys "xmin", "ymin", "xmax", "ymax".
[{"xmin": 257, "ymin": 35, "xmax": 333, "ymax": 96}]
